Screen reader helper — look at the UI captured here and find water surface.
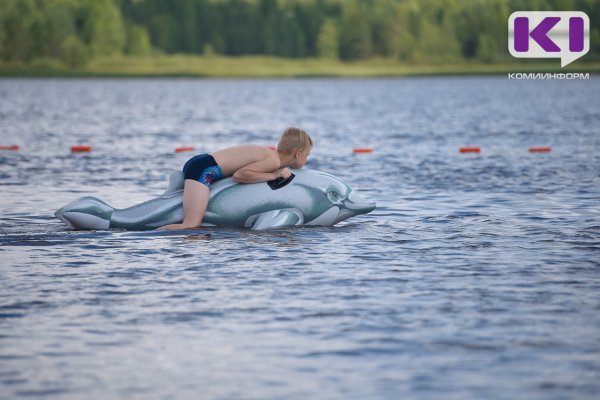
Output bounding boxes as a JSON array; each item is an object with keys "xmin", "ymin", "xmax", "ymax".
[{"xmin": 1, "ymin": 77, "xmax": 599, "ymax": 399}]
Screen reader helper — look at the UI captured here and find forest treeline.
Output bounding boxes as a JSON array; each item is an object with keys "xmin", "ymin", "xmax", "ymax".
[{"xmin": 0, "ymin": 0, "xmax": 598, "ymax": 68}]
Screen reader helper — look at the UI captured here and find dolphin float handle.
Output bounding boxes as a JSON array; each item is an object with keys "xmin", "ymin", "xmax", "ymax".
[{"xmin": 267, "ymin": 173, "xmax": 295, "ymax": 190}]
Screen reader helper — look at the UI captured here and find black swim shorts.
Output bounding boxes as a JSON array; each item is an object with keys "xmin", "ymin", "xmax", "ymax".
[{"xmin": 182, "ymin": 154, "xmax": 225, "ymax": 187}]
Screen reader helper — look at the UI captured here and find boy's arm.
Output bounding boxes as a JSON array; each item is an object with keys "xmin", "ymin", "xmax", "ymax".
[{"xmin": 232, "ymin": 157, "xmax": 282, "ymax": 184}]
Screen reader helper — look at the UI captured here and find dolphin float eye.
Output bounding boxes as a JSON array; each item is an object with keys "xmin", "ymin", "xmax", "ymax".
[{"xmin": 327, "ymin": 190, "xmax": 342, "ymax": 203}]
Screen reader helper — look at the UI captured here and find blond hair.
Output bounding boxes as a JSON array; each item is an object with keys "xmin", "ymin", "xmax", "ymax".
[{"xmin": 277, "ymin": 127, "xmax": 313, "ymax": 153}]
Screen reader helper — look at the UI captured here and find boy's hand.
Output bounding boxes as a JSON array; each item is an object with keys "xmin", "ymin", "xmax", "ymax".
[{"xmin": 275, "ymin": 167, "xmax": 292, "ymax": 179}]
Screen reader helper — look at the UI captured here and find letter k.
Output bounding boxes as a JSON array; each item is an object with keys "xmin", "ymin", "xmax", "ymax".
[
  {"xmin": 514, "ymin": 16, "xmax": 561, "ymax": 52},
  {"xmin": 530, "ymin": 17, "xmax": 561, "ymax": 52}
]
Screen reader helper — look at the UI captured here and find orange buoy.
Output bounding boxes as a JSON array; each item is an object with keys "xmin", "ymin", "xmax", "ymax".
[
  {"xmin": 353, "ymin": 147, "xmax": 374, "ymax": 154},
  {"xmin": 0, "ymin": 145, "xmax": 19, "ymax": 151},
  {"xmin": 459, "ymin": 147, "xmax": 480, "ymax": 153},
  {"xmin": 71, "ymin": 145, "xmax": 92, "ymax": 153},
  {"xmin": 175, "ymin": 146, "xmax": 195, "ymax": 153},
  {"xmin": 529, "ymin": 147, "xmax": 552, "ymax": 153}
]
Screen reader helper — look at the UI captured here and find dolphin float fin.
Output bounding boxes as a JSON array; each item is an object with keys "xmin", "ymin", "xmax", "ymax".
[
  {"xmin": 245, "ymin": 208, "xmax": 304, "ymax": 230},
  {"xmin": 162, "ymin": 171, "xmax": 185, "ymax": 196}
]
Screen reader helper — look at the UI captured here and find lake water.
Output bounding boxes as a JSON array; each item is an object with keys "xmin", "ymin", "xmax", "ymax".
[{"xmin": 1, "ymin": 77, "xmax": 599, "ymax": 399}]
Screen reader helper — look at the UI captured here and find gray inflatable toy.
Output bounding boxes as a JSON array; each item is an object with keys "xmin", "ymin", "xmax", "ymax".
[{"xmin": 54, "ymin": 169, "xmax": 376, "ymax": 231}]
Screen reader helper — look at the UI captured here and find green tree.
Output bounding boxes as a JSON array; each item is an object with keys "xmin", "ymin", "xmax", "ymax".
[
  {"xmin": 317, "ymin": 18, "xmax": 338, "ymax": 58},
  {"xmin": 369, "ymin": 0, "xmax": 407, "ymax": 59},
  {"xmin": 477, "ymin": 34, "xmax": 496, "ymax": 63},
  {"xmin": 338, "ymin": 2, "xmax": 372, "ymax": 60},
  {"xmin": 417, "ymin": 19, "xmax": 461, "ymax": 63},
  {"xmin": 275, "ymin": 8, "xmax": 305, "ymax": 57},
  {"xmin": 81, "ymin": 0, "xmax": 125, "ymax": 57},
  {"xmin": 127, "ymin": 25, "xmax": 151, "ymax": 56},
  {"xmin": 149, "ymin": 14, "xmax": 178, "ymax": 53},
  {"xmin": 260, "ymin": 0, "xmax": 279, "ymax": 55},
  {"xmin": 0, "ymin": 0, "xmax": 39, "ymax": 63},
  {"xmin": 180, "ymin": 0, "xmax": 200, "ymax": 53},
  {"xmin": 61, "ymin": 34, "xmax": 88, "ymax": 67},
  {"xmin": 391, "ymin": 1, "xmax": 418, "ymax": 60},
  {"xmin": 43, "ymin": 2, "xmax": 76, "ymax": 59},
  {"xmin": 293, "ymin": 2, "xmax": 321, "ymax": 57},
  {"xmin": 0, "ymin": 6, "xmax": 4, "ymax": 59}
]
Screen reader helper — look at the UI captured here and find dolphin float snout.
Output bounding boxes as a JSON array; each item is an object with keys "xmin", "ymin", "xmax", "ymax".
[
  {"xmin": 333, "ymin": 191, "xmax": 376, "ymax": 224},
  {"xmin": 345, "ymin": 191, "xmax": 376, "ymax": 214}
]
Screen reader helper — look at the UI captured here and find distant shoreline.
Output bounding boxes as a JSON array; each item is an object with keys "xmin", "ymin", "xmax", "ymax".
[{"xmin": 1, "ymin": 56, "xmax": 599, "ymax": 78}]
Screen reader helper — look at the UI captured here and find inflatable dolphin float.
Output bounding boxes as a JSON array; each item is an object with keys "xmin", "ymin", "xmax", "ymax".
[{"xmin": 54, "ymin": 169, "xmax": 376, "ymax": 231}]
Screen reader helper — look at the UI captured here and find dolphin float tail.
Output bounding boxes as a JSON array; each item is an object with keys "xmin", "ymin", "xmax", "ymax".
[
  {"xmin": 55, "ymin": 171, "xmax": 186, "ymax": 231},
  {"xmin": 55, "ymin": 192, "xmax": 185, "ymax": 231},
  {"xmin": 54, "ymin": 196, "xmax": 115, "ymax": 230}
]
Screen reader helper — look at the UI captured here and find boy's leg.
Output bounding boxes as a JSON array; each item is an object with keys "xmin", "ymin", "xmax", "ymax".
[
  {"xmin": 181, "ymin": 179, "xmax": 210, "ymax": 228},
  {"xmin": 155, "ymin": 179, "xmax": 209, "ymax": 230}
]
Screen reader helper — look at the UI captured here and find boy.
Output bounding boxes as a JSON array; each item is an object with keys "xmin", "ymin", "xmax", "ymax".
[{"xmin": 156, "ymin": 127, "xmax": 313, "ymax": 231}]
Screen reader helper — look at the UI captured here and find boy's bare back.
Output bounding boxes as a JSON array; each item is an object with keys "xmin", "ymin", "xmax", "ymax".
[{"xmin": 211, "ymin": 144, "xmax": 279, "ymax": 177}]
